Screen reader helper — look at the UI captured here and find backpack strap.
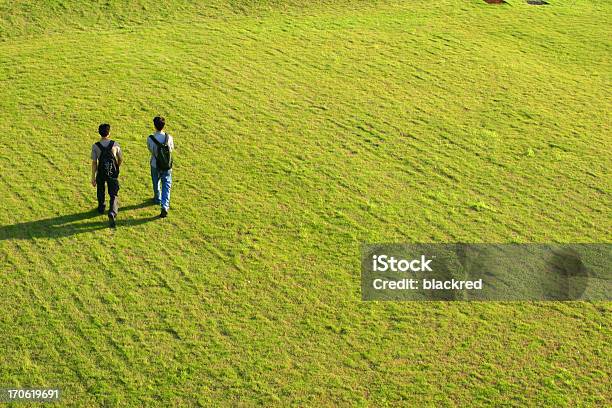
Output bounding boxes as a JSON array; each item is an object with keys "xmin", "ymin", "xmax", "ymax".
[
  {"xmin": 164, "ymin": 134, "xmax": 169, "ymax": 145},
  {"xmin": 96, "ymin": 140, "xmax": 114, "ymax": 151},
  {"xmin": 149, "ymin": 135, "xmax": 162, "ymax": 147}
]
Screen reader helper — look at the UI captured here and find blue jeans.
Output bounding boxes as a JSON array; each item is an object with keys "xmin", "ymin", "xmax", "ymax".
[{"xmin": 151, "ymin": 166, "xmax": 172, "ymax": 210}]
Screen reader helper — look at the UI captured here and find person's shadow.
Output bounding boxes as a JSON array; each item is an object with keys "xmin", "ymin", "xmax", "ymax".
[{"xmin": 0, "ymin": 201, "xmax": 159, "ymax": 240}]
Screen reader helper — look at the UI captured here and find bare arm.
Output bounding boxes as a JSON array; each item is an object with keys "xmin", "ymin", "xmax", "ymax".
[
  {"xmin": 116, "ymin": 146, "xmax": 123, "ymax": 167},
  {"xmin": 91, "ymin": 160, "xmax": 97, "ymax": 186}
]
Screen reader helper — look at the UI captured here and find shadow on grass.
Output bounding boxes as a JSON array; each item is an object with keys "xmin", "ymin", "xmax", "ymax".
[{"xmin": 0, "ymin": 200, "xmax": 159, "ymax": 240}]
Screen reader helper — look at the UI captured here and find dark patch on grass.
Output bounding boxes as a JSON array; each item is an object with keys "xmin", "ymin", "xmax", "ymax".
[
  {"xmin": 0, "ymin": 200, "xmax": 157, "ymax": 240},
  {"xmin": 163, "ymin": 327, "xmax": 182, "ymax": 340},
  {"xmin": 484, "ymin": 0, "xmax": 507, "ymax": 4},
  {"xmin": 527, "ymin": 0, "xmax": 549, "ymax": 4}
]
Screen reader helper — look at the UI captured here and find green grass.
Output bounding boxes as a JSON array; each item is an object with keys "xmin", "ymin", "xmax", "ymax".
[{"xmin": 0, "ymin": 0, "xmax": 610, "ymax": 406}]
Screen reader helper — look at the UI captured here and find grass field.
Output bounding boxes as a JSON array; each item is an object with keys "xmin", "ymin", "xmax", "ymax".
[{"xmin": 0, "ymin": 0, "xmax": 610, "ymax": 406}]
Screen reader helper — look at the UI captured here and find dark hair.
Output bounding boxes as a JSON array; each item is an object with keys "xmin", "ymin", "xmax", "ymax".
[
  {"xmin": 98, "ymin": 123, "xmax": 111, "ymax": 137},
  {"xmin": 153, "ymin": 116, "xmax": 165, "ymax": 131}
]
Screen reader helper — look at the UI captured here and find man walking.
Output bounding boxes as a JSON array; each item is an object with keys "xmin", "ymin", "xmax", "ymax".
[
  {"xmin": 147, "ymin": 116, "xmax": 174, "ymax": 218},
  {"xmin": 91, "ymin": 123, "xmax": 122, "ymax": 228}
]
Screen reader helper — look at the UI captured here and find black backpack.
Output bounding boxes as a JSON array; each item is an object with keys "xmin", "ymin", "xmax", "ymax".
[
  {"xmin": 96, "ymin": 140, "xmax": 119, "ymax": 179},
  {"xmin": 149, "ymin": 134, "xmax": 173, "ymax": 171}
]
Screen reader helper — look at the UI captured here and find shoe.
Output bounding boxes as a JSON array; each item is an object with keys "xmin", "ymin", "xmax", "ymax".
[
  {"xmin": 151, "ymin": 198, "xmax": 161, "ymax": 205},
  {"xmin": 108, "ymin": 213, "xmax": 116, "ymax": 228},
  {"xmin": 97, "ymin": 206, "xmax": 106, "ymax": 214},
  {"xmin": 160, "ymin": 208, "xmax": 168, "ymax": 218}
]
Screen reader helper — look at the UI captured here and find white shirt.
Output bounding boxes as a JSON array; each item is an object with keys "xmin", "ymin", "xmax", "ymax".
[{"xmin": 147, "ymin": 131, "xmax": 174, "ymax": 168}]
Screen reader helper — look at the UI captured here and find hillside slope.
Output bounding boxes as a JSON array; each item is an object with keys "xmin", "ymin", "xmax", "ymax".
[{"xmin": 0, "ymin": 0, "xmax": 610, "ymax": 406}]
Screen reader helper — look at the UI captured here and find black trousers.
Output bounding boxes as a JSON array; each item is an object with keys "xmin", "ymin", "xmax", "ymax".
[{"xmin": 96, "ymin": 176, "xmax": 120, "ymax": 216}]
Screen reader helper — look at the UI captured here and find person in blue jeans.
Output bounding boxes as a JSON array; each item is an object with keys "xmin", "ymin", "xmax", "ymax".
[{"xmin": 147, "ymin": 116, "xmax": 175, "ymax": 218}]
